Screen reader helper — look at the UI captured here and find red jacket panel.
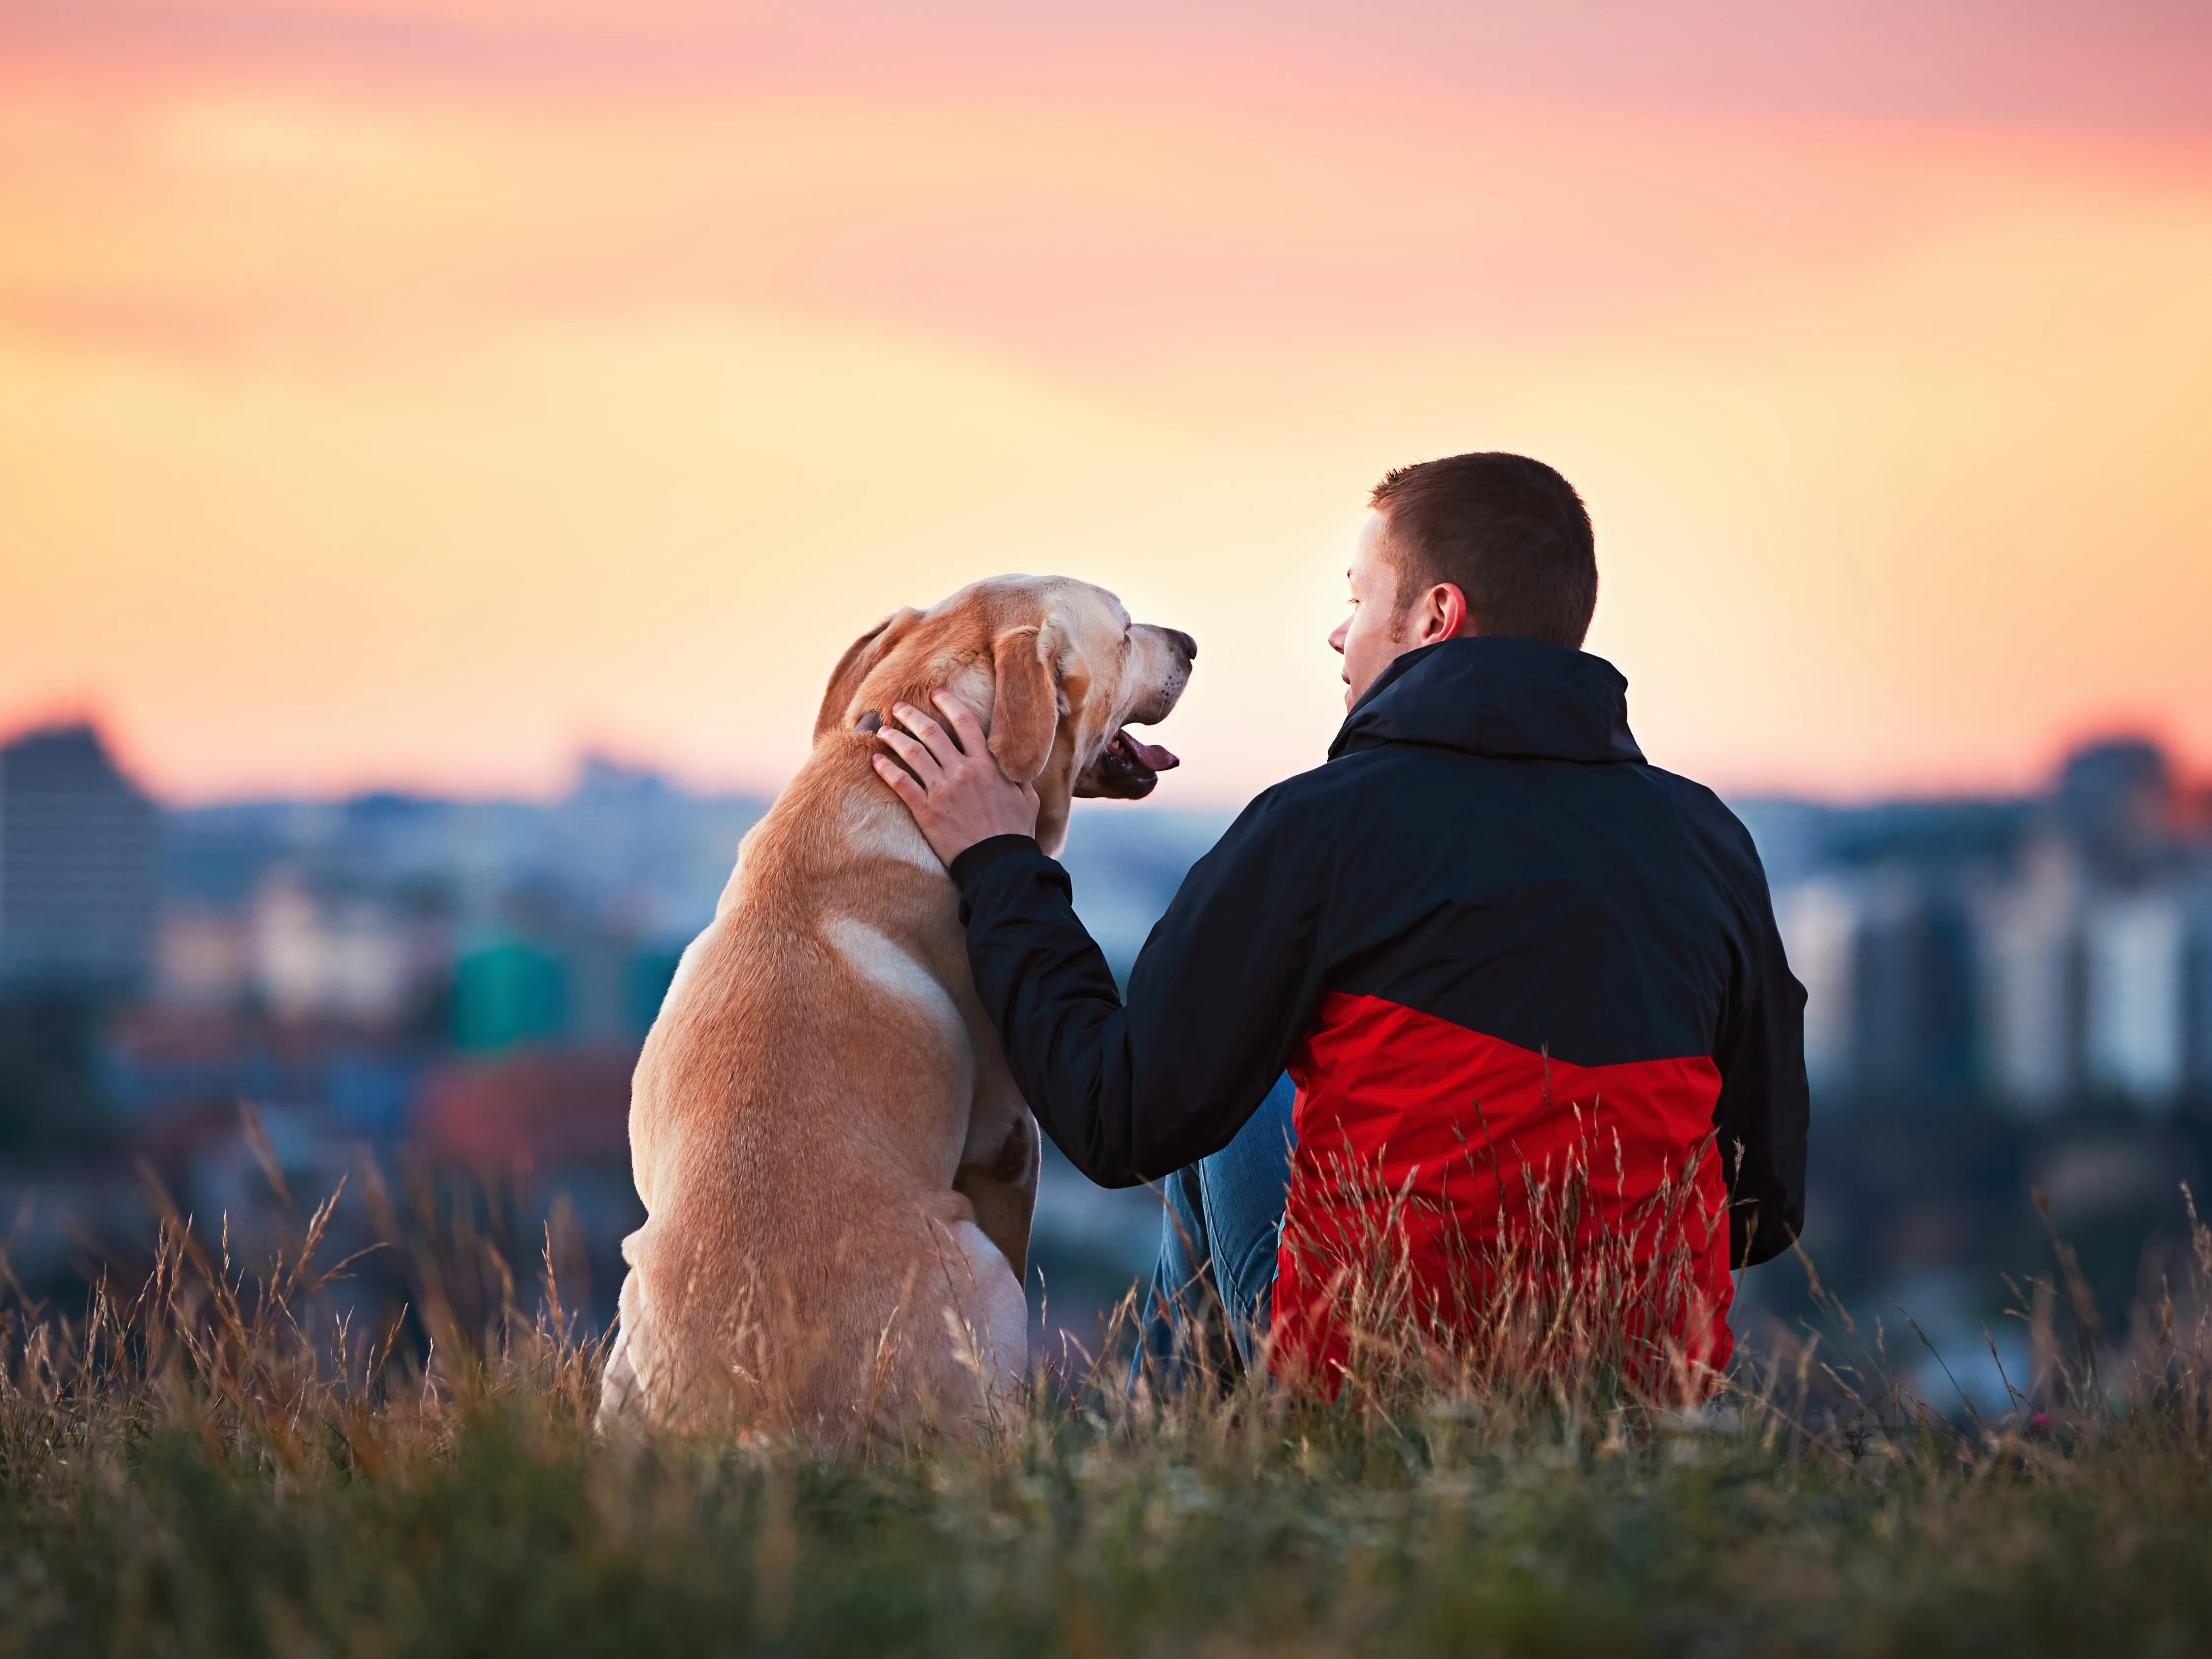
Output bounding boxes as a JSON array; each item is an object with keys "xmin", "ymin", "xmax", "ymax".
[{"xmin": 1272, "ymin": 992, "xmax": 1734, "ymax": 1391}]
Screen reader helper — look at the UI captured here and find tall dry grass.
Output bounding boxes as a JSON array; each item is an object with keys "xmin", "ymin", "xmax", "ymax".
[
  {"xmin": 4, "ymin": 1138, "xmax": 2212, "ymax": 1653},
  {"xmin": 1184, "ymin": 1121, "xmax": 1736, "ymax": 1422}
]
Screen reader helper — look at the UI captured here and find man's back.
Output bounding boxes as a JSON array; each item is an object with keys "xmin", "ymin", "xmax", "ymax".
[
  {"xmin": 1216, "ymin": 636, "xmax": 1776, "ymax": 1085},
  {"xmin": 957, "ymin": 634, "xmax": 1807, "ymax": 1380}
]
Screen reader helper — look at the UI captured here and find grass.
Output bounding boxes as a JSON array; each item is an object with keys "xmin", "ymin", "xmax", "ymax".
[{"xmin": 4, "ymin": 1166, "xmax": 2212, "ymax": 1656}]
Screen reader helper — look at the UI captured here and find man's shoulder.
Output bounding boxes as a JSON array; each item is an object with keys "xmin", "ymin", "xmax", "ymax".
[
  {"xmin": 1630, "ymin": 762, "xmax": 1770, "ymax": 879},
  {"xmin": 1188, "ymin": 756, "xmax": 1386, "ymax": 876},
  {"xmin": 1230, "ymin": 750, "xmax": 1401, "ymax": 828}
]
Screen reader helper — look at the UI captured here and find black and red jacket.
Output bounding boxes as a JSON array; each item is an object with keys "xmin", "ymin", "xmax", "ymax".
[{"xmin": 952, "ymin": 636, "xmax": 1808, "ymax": 1379}]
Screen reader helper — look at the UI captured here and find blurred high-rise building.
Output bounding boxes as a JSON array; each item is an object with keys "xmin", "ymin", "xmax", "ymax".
[
  {"xmin": 1974, "ymin": 842, "xmax": 2080, "ymax": 1116},
  {"xmin": 0, "ymin": 724, "xmax": 159, "ymax": 991},
  {"xmin": 1758, "ymin": 736, "xmax": 2212, "ymax": 1119}
]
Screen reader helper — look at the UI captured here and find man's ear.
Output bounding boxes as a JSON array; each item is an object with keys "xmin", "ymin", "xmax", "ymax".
[
  {"xmin": 1417, "ymin": 581, "xmax": 1472, "ymax": 645},
  {"xmin": 988, "ymin": 624, "xmax": 1058, "ymax": 784},
  {"xmin": 814, "ymin": 608, "xmax": 923, "ymax": 739}
]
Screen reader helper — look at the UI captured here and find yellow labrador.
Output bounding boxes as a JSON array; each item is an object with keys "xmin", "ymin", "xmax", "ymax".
[{"xmin": 598, "ymin": 576, "xmax": 1194, "ymax": 1445}]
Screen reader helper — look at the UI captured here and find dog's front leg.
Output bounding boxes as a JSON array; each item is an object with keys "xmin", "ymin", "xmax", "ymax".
[{"xmin": 954, "ymin": 1091, "xmax": 1040, "ymax": 1283}]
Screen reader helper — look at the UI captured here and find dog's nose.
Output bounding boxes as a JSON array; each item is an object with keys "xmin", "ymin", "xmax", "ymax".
[{"xmin": 1169, "ymin": 629, "xmax": 1197, "ymax": 663}]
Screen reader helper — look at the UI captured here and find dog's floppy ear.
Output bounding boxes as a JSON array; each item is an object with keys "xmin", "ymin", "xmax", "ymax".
[
  {"xmin": 988, "ymin": 624, "xmax": 1058, "ymax": 784},
  {"xmin": 814, "ymin": 608, "xmax": 923, "ymax": 740}
]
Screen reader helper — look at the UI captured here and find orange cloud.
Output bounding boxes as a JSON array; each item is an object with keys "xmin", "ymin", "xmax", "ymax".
[{"xmin": 2, "ymin": 69, "xmax": 2208, "ymax": 804}]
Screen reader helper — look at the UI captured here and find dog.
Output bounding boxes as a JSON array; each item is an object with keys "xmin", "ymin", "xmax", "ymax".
[{"xmin": 597, "ymin": 575, "xmax": 1193, "ymax": 1445}]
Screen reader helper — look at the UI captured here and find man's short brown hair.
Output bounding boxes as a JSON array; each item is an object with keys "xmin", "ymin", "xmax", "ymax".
[{"xmin": 1370, "ymin": 452, "xmax": 1597, "ymax": 648}]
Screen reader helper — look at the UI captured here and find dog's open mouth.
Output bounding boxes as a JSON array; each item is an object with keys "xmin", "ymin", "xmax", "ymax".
[{"xmin": 1079, "ymin": 728, "xmax": 1180, "ymax": 800}]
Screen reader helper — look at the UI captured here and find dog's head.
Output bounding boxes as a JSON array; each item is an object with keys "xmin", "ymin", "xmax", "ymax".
[{"xmin": 814, "ymin": 576, "xmax": 1195, "ymax": 854}]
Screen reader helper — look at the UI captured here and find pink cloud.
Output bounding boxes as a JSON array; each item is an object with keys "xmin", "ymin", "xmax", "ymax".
[{"xmin": 3, "ymin": 0, "xmax": 2208, "ymax": 133}]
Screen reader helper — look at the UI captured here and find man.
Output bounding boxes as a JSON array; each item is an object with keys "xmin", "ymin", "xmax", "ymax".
[{"xmin": 872, "ymin": 452, "xmax": 1807, "ymax": 1391}]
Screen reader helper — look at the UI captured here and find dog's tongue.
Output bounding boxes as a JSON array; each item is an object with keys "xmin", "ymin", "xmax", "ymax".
[{"xmin": 1117, "ymin": 731, "xmax": 1179, "ymax": 772}]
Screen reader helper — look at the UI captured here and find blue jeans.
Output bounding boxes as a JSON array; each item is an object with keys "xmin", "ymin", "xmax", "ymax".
[{"xmin": 1139, "ymin": 1072, "xmax": 1297, "ymax": 1387}]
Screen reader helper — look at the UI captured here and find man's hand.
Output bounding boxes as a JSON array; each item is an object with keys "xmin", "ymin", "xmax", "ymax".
[{"xmin": 872, "ymin": 691, "xmax": 1041, "ymax": 866}]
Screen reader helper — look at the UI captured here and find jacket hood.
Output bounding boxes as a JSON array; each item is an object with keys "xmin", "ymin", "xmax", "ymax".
[{"xmin": 1328, "ymin": 636, "xmax": 1645, "ymax": 765}]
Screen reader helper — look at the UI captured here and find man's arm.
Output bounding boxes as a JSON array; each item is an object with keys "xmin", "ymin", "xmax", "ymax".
[
  {"xmin": 952, "ymin": 790, "xmax": 1329, "ymax": 1187},
  {"xmin": 872, "ymin": 691, "xmax": 1330, "ymax": 1186},
  {"xmin": 1709, "ymin": 828, "xmax": 1811, "ymax": 1268}
]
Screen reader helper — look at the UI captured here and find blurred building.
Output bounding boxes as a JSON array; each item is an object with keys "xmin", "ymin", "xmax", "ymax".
[
  {"xmin": 0, "ymin": 724, "xmax": 159, "ymax": 991},
  {"xmin": 1769, "ymin": 844, "xmax": 1997, "ymax": 1110},
  {"xmin": 2082, "ymin": 891, "xmax": 2188, "ymax": 1108},
  {"xmin": 1762, "ymin": 737, "xmax": 2212, "ymax": 1121},
  {"xmin": 154, "ymin": 903, "xmax": 255, "ymax": 1011},
  {"xmin": 1974, "ymin": 843, "xmax": 2080, "ymax": 1115},
  {"xmin": 252, "ymin": 869, "xmax": 418, "ymax": 1026},
  {"xmin": 1771, "ymin": 877, "xmax": 1858, "ymax": 1097}
]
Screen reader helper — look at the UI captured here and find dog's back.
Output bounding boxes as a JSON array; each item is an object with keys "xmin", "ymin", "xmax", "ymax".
[
  {"xmin": 604, "ymin": 752, "xmax": 1026, "ymax": 1444},
  {"xmin": 596, "ymin": 575, "xmax": 1192, "ymax": 1446}
]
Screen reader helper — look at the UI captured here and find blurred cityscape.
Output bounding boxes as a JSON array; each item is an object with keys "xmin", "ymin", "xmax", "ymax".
[
  {"xmin": 0, "ymin": 723, "xmax": 1221, "ymax": 1356},
  {"xmin": 4, "ymin": 719, "xmax": 2211, "ymax": 1392}
]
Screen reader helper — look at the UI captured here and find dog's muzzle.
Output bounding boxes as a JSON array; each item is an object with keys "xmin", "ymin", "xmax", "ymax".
[{"xmin": 1077, "ymin": 728, "xmax": 1180, "ymax": 799}]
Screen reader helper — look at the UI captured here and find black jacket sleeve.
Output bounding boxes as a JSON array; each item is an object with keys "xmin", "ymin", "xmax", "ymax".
[
  {"xmin": 951, "ymin": 792, "xmax": 1330, "ymax": 1187},
  {"xmin": 1706, "ymin": 823, "xmax": 1811, "ymax": 1268}
]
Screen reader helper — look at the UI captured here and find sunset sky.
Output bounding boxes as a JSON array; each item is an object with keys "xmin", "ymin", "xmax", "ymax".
[{"xmin": 2, "ymin": 1, "xmax": 2208, "ymax": 808}]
